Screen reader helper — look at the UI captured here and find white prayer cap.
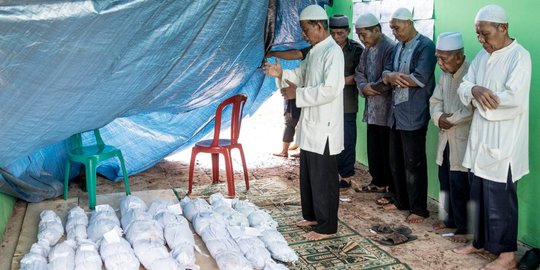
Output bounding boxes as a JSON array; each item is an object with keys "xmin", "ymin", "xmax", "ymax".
[
  {"xmin": 436, "ymin": 32, "xmax": 464, "ymax": 51},
  {"xmin": 299, "ymin": 5, "xmax": 328, "ymax": 21},
  {"xmin": 391, "ymin": 7, "xmax": 413, "ymax": 21},
  {"xmin": 355, "ymin": 13, "xmax": 380, "ymax": 28},
  {"xmin": 475, "ymin": 4, "xmax": 508, "ymax": 24}
]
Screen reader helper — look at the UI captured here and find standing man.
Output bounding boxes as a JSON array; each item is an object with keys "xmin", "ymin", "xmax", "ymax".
[
  {"xmin": 353, "ymin": 13, "xmax": 395, "ymax": 195},
  {"xmin": 382, "ymin": 8, "xmax": 437, "ymax": 224},
  {"xmin": 328, "ymin": 14, "xmax": 364, "ymax": 190},
  {"xmin": 263, "ymin": 4, "xmax": 345, "ymax": 241},
  {"xmin": 429, "ymin": 32, "xmax": 472, "ymax": 243},
  {"xmin": 454, "ymin": 5, "xmax": 531, "ymax": 270}
]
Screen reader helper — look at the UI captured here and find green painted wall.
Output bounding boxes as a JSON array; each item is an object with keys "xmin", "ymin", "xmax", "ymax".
[
  {"xmin": 0, "ymin": 192, "xmax": 16, "ymax": 242},
  {"xmin": 350, "ymin": 0, "xmax": 539, "ymax": 247}
]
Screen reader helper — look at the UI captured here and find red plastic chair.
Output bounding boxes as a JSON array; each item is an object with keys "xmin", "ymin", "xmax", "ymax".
[{"xmin": 188, "ymin": 94, "xmax": 249, "ymax": 197}]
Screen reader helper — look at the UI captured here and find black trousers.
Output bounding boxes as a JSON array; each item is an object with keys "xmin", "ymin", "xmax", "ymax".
[
  {"xmin": 300, "ymin": 141, "xmax": 339, "ymax": 234},
  {"xmin": 470, "ymin": 170, "xmax": 518, "ymax": 254},
  {"xmin": 389, "ymin": 125, "xmax": 429, "ymax": 217},
  {"xmin": 282, "ymin": 112, "xmax": 299, "ymax": 143},
  {"xmin": 337, "ymin": 113, "xmax": 357, "ymax": 178},
  {"xmin": 439, "ymin": 144, "xmax": 470, "ymax": 234},
  {"xmin": 366, "ymin": 124, "xmax": 392, "ymax": 190}
]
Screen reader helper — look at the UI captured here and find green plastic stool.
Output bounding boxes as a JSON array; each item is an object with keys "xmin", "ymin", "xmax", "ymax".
[{"xmin": 64, "ymin": 129, "xmax": 131, "ymax": 209}]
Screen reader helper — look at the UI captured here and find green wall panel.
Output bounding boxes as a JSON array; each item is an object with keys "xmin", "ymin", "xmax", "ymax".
[{"xmin": 0, "ymin": 192, "xmax": 16, "ymax": 242}]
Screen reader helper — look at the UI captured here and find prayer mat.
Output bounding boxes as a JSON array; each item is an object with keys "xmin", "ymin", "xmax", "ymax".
[{"xmin": 176, "ymin": 177, "xmax": 411, "ymax": 270}]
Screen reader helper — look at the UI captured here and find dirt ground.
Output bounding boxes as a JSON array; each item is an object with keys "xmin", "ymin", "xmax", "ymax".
[{"xmin": 0, "ymin": 91, "xmax": 531, "ymax": 270}]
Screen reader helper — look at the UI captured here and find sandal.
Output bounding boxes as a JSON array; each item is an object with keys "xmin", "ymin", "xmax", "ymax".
[
  {"xmin": 375, "ymin": 197, "xmax": 395, "ymax": 206},
  {"xmin": 339, "ymin": 180, "xmax": 352, "ymax": 191},
  {"xmin": 518, "ymin": 248, "xmax": 540, "ymax": 270},
  {"xmin": 378, "ymin": 232, "xmax": 417, "ymax": 246},
  {"xmin": 359, "ymin": 184, "xmax": 386, "ymax": 193},
  {"xmin": 371, "ymin": 224, "xmax": 412, "ymax": 235}
]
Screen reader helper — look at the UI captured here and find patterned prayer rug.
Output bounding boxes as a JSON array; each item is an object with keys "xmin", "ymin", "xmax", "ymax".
[{"xmin": 175, "ymin": 177, "xmax": 410, "ymax": 270}]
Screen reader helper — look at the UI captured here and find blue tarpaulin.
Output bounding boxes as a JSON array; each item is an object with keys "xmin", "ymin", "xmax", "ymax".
[{"xmin": 0, "ymin": 0, "xmax": 327, "ymax": 201}]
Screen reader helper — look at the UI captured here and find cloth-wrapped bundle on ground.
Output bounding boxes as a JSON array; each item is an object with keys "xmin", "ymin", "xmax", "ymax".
[
  {"xmin": 87, "ymin": 204, "xmax": 120, "ymax": 243},
  {"xmin": 99, "ymin": 226, "xmax": 140, "ymax": 270},
  {"xmin": 66, "ymin": 206, "xmax": 88, "ymax": 243}
]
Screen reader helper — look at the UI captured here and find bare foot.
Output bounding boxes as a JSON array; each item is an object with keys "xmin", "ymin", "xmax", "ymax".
[
  {"xmin": 383, "ymin": 203, "xmax": 398, "ymax": 211},
  {"xmin": 481, "ymin": 252, "xmax": 516, "ymax": 270},
  {"xmin": 447, "ymin": 234, "xmax": 469, "ymax": 243},
  {"xmin": 296, "ymin": 220, "xmax": 317, "ymax": 227},
  {"xmin": 452, "ymin": 245, "xmax": 483, "ymax": 254},
  {"xmin": 273, "ymin": 152, "xmax": 288, "ymax": 158},
  {"xmin": 303, "ymin": 231, "xmax": 335, "ymax": 241},
  {"xmin": 432, "ymin": 221, "xmax": 447, "ymax": 231},
  {"xmin": 406, "ymin": 214, "xmax": 425, "ymax": 224}
]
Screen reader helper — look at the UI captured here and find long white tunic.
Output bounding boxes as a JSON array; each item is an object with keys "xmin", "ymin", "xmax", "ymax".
[
  {"xmin": 457, "ymin": 40, "xmax": 531, "ymax": 182},
  {"xmin": 430, "ymin": 62, "xmax": 473, "ymax": 172},
  {"xmin": 280, "ymin": 36, "xmax": 345, "ymax": 155}
]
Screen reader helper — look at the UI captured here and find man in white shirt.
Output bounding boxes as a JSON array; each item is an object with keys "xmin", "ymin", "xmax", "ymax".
[
  {"xmin": 429, "ymin": 32, "xmax": 472, "ymax": 243},
  {"xmin": 453, "ymin": 5, "xmax": 531, "ymax": 270},
  {"xmin": 263, "ymin": 5, "xmax": 345, "ymax": 241}
]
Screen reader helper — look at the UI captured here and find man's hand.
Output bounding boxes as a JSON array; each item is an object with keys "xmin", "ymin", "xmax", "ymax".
[
  {"xmin": 263, "ymin": 58, "xmax": 283, "ymax": 79},
  {"xmin": 438, "ymin": 113, "xmax": 454, "ymax": 130},
  {"xmin": 472, "ymin": 86, "xmax": 499, "ymax": 110},
  {"xmin": 281, "ymin": 79, "xmax": 297, "ymax": 100},
  {"xmin": 384, "ymin": 72, "xmax": 411, "ymax": 88},
  {"xmin": 361, "ymin": 83, "xmax": 381, "ymax": 96}
]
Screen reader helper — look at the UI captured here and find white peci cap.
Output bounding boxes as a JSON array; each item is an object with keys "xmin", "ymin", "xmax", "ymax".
[
  {"xmin": 299, "ymin": 5, "xmax": 328, "ymax": 21},
  {"xmin": 475, "ymin": 4, "xmax": 508, "ymax": 24},
  {"xmin": 391, "ymin": 7, "xmax": 413, "ymax": 21},
  {"xmin": 436, "ymin": 32, "xmax": 464, "ymax": 51},
  {"xmin": 355, "ymin": 13, "xmax": 380, "ymax": 28}
]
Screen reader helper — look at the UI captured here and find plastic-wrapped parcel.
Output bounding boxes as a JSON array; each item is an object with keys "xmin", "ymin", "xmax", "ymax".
[
  {"xmin": 66, "ymin": 206, "xmax": 88, "ymax": 243},
  {"xmin": 19, "ymin": 240, "xmax": 49, "ymax": 270},
  {"xmin": 149, "ymin": 200, "xmax": 199, "ymax": 270},
  {"xmin": 37, "ymin": 210, "xmax": 64, "ymax": 246},
  {"xmin": 48, "ymin": 239, "xmax": 76, "ymax": 270},
  {"xmin": 99, "ymin": 226, "xmax": 140, "ymax": 270},
  {"xmin": 87, "ymin": 204, "xmax": 120, "ymax": 243},
  {"xmin": 74, "ymin": 240, "xmax": 102, "ymax": 270},
  {"xmin": 120, "ymin": 195, "xmax": 181, "ymax": 270}
]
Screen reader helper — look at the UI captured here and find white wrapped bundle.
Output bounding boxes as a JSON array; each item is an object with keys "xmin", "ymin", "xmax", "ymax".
[
  {"xmin": 228, "ymin": 226, "xmax": 273, "ymax": 270},
  {"xmin": 125, "ymin": 219, "xmax": 164, "ymax": 245},
  {"xmin": 87, "ymin": 204, "xmax": 120, "ymax": 243},
  {"xmin": 48, "ymin": 240, "xmax": 76, "ymax": 270},
  {"xmin": 248, "ymin": 210, "xmax": 278, "ymax": 229},
  {"xmin": 231, "ymin": 199, "xmax": 258, "ymax": 216},
  {"xmin": 214, "ymin": 250, "xmax": 253, "ymax": 270},
  {"xmin": 119, "ymin": 195, "xmax": 147, "ymax": 216},
  {"xmin": 19, "ymin": 252, "xmax": 47, "ymax": 270},
  {"xmin": 180, "ymin": 197, "xmax": 212, "ymax": 221},
  {"xmin": 192, "ymin": 211, "xmax": 228, "ymax": 236},
  {"xmin": 20, "ymin": 240, "xmax": 50, "ymax": 270},
  {"xmin": 120, "ymin": 208, "xmax": 153, "ymax": 231},
  {"xmin": 213, "ymin": 205, "xmax": 250, "ymax": 227},
  {"xmin": 99, "ymin": 226, "xmax": 140, "ymax": 270},
  {"xmin": 132, "ymin": 240, "xmax": 181, "ymax": 270},
  {"xmin": 259, "ymin": 229, "xmax": 298, "ymax": 263},
  {"xmin": 156, "ymin": 212, "xmax": 198, "ymax": 269},
  {"xmin": 37, "ymin": 210, "xmax": 63, "ymax": 246},
  {"xmin": 147, "ymin": 199, "xmax": 173, "ymax": 218},
  {"xmin": 66, "ymin": 206, "xmax": 88, "ymax": 242},
  {"xmin": 74, "ymin": 240, "xmax": 102, "ymax": 270}
]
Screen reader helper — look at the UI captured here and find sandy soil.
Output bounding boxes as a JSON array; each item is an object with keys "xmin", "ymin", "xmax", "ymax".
[{"xmin": 0, "ymin": 91, "xmax": 530, "ymax": 270}]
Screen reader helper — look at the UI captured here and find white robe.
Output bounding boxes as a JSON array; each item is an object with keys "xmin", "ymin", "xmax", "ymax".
[
  {"xmin": 457, "ymin": 40, "xmax": 531, "ymax": 183},
  {"xmin": 280, "ymin": 36, "xmax": 345, "ymax": 155}
]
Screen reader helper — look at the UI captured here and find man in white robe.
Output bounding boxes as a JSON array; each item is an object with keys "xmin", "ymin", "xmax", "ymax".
[
  {"xmin": 454, "ymin": 5, "xmax": 531, "ymax": 270},
  {"xmin": 263, "ymin": 5, "xmax": 345, "ymax": 241}
]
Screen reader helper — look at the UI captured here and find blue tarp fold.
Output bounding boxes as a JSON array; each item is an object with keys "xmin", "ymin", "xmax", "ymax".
[{"xmin": 0, "ymin": 0, "xmax": 327, "ymax": 202}]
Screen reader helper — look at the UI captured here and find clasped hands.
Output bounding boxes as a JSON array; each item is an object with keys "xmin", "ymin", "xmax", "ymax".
[
  {"xmin": 472, "ymin": 85, "xmax": 500, "ymax": 110},
  {"xmin": 384, "ymin": 72, "xmax": 413, "ymax": 88}
]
